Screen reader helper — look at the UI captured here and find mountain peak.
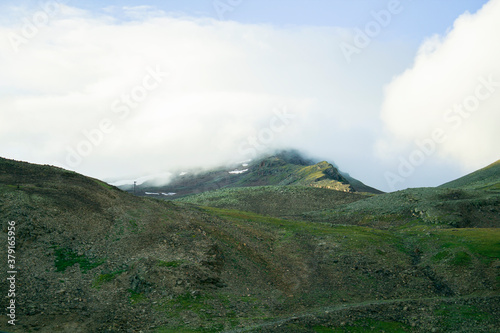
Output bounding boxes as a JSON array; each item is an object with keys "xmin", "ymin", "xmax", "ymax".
[{"xmin": 128, "ymin": 150, "xmax": 381, "ymax": 197}]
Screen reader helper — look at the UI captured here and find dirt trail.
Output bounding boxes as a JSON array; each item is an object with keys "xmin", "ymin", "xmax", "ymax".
[{"xmin": 223, "ymin": 295, "xmax": 499, "ymax": 332}]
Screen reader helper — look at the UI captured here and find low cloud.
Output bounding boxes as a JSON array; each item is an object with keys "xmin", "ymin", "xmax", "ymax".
[
  {"xmin": 0, "ymin": 4, "xmax": 407, "ymax": 186},
  {"xmin": 2, "ymin": 2, "xmax": 495, "ymax": 192},
  {"xmin": 378, "ymin": 0, "xmax": 500, "ymax": 178}
]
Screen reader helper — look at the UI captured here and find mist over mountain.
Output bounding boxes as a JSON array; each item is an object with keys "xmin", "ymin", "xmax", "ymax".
[{"xmin": 116, "ymin": 150, "xmax": 382, "ymax": 199}]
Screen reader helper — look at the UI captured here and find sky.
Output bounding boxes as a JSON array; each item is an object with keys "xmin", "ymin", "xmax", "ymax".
[{"xmin": 0, "ymin": 0, "xmax": 499, "ymax": 192}]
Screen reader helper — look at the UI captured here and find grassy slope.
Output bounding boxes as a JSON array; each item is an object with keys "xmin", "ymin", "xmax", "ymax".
[
  {"xmin": 302, "ymin": 187, "xmax": 500, "ymax": 228},
  {"xmin": 301, "ymin": 160, "xmax": 500, "ymax": 229},
  {"xmin": 177, "ymin": 184, "xmax": 500, "ymax": 229},
  {"xmin": 439, "ymin": 159, "xmax": 500, "ymax": 190},
  {"xmin": 0, "ymin": 157, "xmax": 498, "ymax": 332},
  {"xmin": 186, "ymin": 207, "xmax": 500, "ymax": 332}
]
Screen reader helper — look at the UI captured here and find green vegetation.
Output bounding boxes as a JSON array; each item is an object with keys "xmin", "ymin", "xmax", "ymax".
[
  {"xmin": 155, "ymin": 329, "xmax": 208, "ymax": 333},
  {"xmin": 450, "ymin": 251, "xmax": 471, "ymax": 266},
  {"xmin": 128, "ymin": 289, "xmax": 148, "ymax": 304},
  {"xmin": 155, "ymin": 292, "xmax": 227, "ymax": 331},
  {"xmin": 161, "ymin": 292, "xmax": 209, "ymax": 312},
  {"xmin": 92, "ymin": 269, "xmax": 126, "ymax": 288},
  {"xmin": 204, "ymin": 206, "xmax": 398, "ymax": 243},
  {"xmin": 434, "ymin": 304, "xmax": 493, "ymax": 329},
  {"xmin": 54, "ymin": 247, "xmax": 105, "ymax": 273},
  {"xmin": 1, "ymin": 155, "xmax": 499, "ymax": 332},
  {"xmin": 157, "ymin": 260, "xmax": 183, "ymax": 267},
  {"xmin": 435, "ymin": 228, "xmax": 500, "ymax": 259},
  {"xmin": 440, "ymin": 159, "xmax": 500, "ymax": 190},
  {"xmin": 320, "ymin": 319, "xmax": 411, "ymax": 332},
  {"xmin": 432, "ymin": 250, "xmax": 451, "ymax": 261},
  {"xmin": 94, "ymin": 179, "xmax": 113, "ymax": 190}
]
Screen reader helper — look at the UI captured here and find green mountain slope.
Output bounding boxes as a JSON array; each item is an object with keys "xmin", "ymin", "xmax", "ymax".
[
  {"xmin": 0, "ymin": 157, "xmax": 498, "ymax": 332},
  {"xmin": 301, "ymin": 186, "xmax": 500, "ymax": 229},
  {"xmin": 439, "ymin": 159, "xmax": 500, "ymax": 191}
]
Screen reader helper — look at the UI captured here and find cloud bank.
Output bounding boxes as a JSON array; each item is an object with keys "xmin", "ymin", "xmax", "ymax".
[
  {"xmin": 0, "ymin": 1, "xmax": 497, "ymax": 191},
  {"xmin": 0, "ymin": 3, "xmax": 407, "ymax": 186},
  {"xmin": 378, "ymin": 0, "xmax": 500, "ymax": 189}
]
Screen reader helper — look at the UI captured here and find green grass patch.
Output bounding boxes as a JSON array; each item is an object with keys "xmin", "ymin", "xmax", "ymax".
[
  {"xmin": 155, "ymin": 325, "xmax": 228, "ymax": 333},
  {"xmin": 92, "ymin": 269, "xmax": 126, "ymax": 289},
  {"xmin": 432, "ymin": 250, "xmax": 451, "ymax": 261},
  {"xmin": 159, "ymin": 292, "xmax": 210, "ymax": 314},
  {"xmin": 128, "ymin": 289, "xmax": 148, "ymax": 304},
  {"xmin": 450, "ymin": 251, "xmax": 471, "ymax": 266},
  {"xmin": 479, "ymin": 182, "xmax": 500, "ymax": 192},
  {"xmin": 94, "ymin": 179, "xmax": 113, "ymax": 190},
  {"xmin": 155, "ymin": 292, "xmax": 247, "ymax": 331},
  {"xmin": 399, "ymin": 226, "xmax": 500, "ymax": 265},
  {"xmin": 328, "ymin": 319, "xmax": 410, "ymax": 332},
  {"xmin": 54, "ymin": 247, "xmax": 105, "ymax": 273},
  {"xmin": 204, "ymin": 206, "xmax": 400, "ymax": 251},
  {"xmin": 157, "ymin": 260, "xmax": 183, "ymax": 268},
  {"xmin": 435, "ymin": 304, "xmax": 492, "ymax": 329},
  {"xmin": 313, "ymin": 326, "xmax": 337, "ymax": 332},
  {"xmin": 435, "ymin": 228, "xmax": 500, "ymax": 263},
  {"xmin": 295, "ymin": 163, "xmax": 329, "ymax": 182}
]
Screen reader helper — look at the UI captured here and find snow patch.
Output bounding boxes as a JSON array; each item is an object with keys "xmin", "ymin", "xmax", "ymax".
[{"xmin": 229, "ymin": 169, "xmax": 248, "ymax": 174}]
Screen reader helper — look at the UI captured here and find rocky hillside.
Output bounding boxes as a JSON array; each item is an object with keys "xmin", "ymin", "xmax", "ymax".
[
  {"xmin": 177, "ymin": 185, "xmax": 367, "ymax": 219},
  {"xmin": 0, "ymin": 157, "xmax": 499, "ymax": 332},
  {"xmin": 176, "ymin": 159, "xmax": 500, "ymax": 229}
]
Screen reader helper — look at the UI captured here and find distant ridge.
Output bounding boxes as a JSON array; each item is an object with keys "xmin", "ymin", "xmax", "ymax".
[
  {"xmin": 128, "ymin": 150, "xmax": 382, "ymax": 197},
  {"xmin": 439, "ymin": 159, "xmax": 500, "ymax": 190}
]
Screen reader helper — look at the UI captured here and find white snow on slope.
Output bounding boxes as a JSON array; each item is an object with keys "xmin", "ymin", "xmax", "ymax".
[{"xmin": 228, "ymin": 169, "xmax": 248, "ymax": 174}]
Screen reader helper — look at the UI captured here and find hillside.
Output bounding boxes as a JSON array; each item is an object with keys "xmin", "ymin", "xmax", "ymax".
[
  {"xmin": 177, "ymin": 185, "xmax": 367, "ymax": 219},
  {"xmin": 0, "ymin": 157, "xmax": 499, "ymax": 332},
  {"xmin": 123, "ymin": 150, "xmax": 382, "ymax": 198},
  {"xmin": 301, "ymin": 186, "xmax": 500, "ymax": 228},
  {"xmin": 439, "ymin": 159, "xmax": 500, "ymax": 190},
  {"xmin": 178, "ymin": 184, "xmax": 500, "ymax": 229}
]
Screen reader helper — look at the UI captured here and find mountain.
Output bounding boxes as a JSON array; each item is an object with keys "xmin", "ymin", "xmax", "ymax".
[
  {"xmin": 124, "ymin": 150, "xmax": 382, "ymax": 198},
  {"xmin": 439, "ymin": 159, "xmax": 500, "ymax": 190},
  {"xmin": 178, "ymin": 168, "xmax": 500, "ymax": 229},
  {"xmin": 1, "ymin": 157, "xmax": 499, "ymax": 332}
]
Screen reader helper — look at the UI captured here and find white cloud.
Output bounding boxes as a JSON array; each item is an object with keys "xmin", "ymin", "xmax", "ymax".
[
  {"xmin": 1, "ymin": 4, "xmax": 409, "ymax": 184},
  {"xmin": 379, "ymin": 0, "xmax": 500, "ymax": 173}
]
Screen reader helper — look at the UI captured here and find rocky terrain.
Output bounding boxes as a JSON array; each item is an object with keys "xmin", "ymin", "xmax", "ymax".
[{"xmin": 0, "ymin": 155, "xmax": 498, "ymax": 332}]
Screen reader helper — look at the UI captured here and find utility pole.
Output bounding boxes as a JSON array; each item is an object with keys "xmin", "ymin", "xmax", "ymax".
[{"xmin": 133, "ymin": 181, "xmax": 136, "ymax": 195}]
